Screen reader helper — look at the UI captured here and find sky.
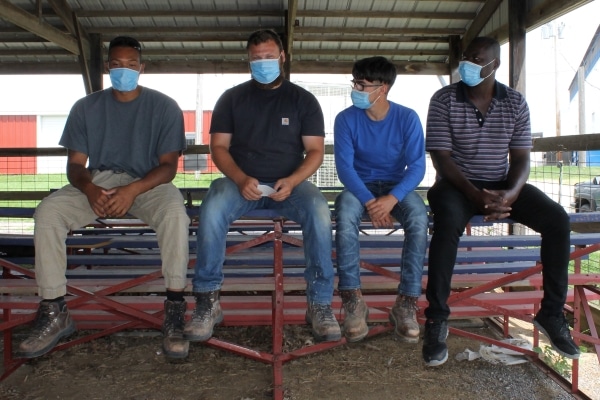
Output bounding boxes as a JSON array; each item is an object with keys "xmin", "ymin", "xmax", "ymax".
[{"xmin": 0, "ymin": 1, "xmax": 599, "ymax": 138}]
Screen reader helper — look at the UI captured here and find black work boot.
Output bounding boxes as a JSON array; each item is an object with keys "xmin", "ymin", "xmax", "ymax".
[
  {"xmin": 183, "ymin": 291, "xmax": 223, "ymax": 342},
  {"xmin": 533, "ymin": 311, "xmax": 580, "ymax": 359},
  {"xmin": 340, "ymin": 289, "xmax": 369, "ymax": 342},
  {"xmin": 162, "ymin": 299, "xmax": 189, "ymax": 359},
  {"xmin": 17, "ymin": 299, "xmax": 76, "ymax": 358},
  {"xmin": 305, "ymin": 303, "xmax": 342, "ymax": 342}
]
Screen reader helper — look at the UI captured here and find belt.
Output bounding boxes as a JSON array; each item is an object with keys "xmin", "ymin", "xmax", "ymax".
[{"xmin": 94, "ymin": 168, "xmax": 126, "ymax": 174}]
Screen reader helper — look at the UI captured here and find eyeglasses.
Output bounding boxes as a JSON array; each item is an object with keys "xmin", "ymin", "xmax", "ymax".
[{"xmin": 351, "ymin": 80, "xmax": 383, "ymax": 91}]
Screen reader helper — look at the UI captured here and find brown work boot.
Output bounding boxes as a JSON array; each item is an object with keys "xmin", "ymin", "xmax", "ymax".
[
  {"xmin": 17, "ymin": 299, "xmax": 76, "ymax": 358},
  {"xmin": 389, "ymin": 295, "xmax": 420, "ymax": 343},
  {"xmin": 305, "ymin": 303, "xmax": 341, "ymax": 342},
  {"xmin": 183, "ymin": 291, "xmax": 223, "ymax": 342},
  {"xmin": 340, "ymin": 289, "xmax": 369, "ymax": 342},
  {"xmin": 162, "ymin": 300, "xmax": 189, "ymax": 359}
]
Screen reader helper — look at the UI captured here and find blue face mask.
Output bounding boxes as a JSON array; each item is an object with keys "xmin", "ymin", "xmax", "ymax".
[
  {"xmin": 350, "ymin": 87, "xmax": 381, "ymax": 110},
  {"xmin": 109, "ymin": 68, "xmax": 140, "ymax": 92},
  {"xmin": 458, "ymin": 59, "xmax": 495, "ymax": 87},
  {"xmin": 249, "ymin": 58, "xmax": 281, "ymax": 84}
]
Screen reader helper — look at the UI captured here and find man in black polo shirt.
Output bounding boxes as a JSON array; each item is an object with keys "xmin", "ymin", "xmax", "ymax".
[
  {"xmin": 185, "ymin": 29, "xmax": 341, "ymax": 344},
  {"xmin": 423, "ymin": 36, "xmax": 579, "ymax": 366}
]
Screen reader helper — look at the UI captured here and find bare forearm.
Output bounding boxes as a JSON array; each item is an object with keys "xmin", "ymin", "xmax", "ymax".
[
  {"xmin": 212, "ymin": 146, "xmax": 248, "ymax": 185},
  {"xmin": 287, "ymin": 149, "xmax": 323, "ymax": 186},
  {"xmin": 506, "ymin": 159, "xmax": 529, "ymax": 193},
  {"xmin": 126, "ymin": 163, "xmax": 177, "ymax": 197},
  {"xmin": 67, "ymin": 163, "xmax": 95, "ymax": 195},
  {"xmin": 431, "ymin": 153, "xmax": 479, "ymax": 201}
]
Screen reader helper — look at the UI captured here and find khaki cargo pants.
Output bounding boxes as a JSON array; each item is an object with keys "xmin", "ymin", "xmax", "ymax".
[{"xmin": 33, "ymin": 170, "xmax": 190, "ymax": 299}]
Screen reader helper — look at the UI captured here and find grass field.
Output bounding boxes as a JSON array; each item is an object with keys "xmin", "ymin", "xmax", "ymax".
[
  {"xmin": 572, "ymin": 252, "xmax": 600, "ymax": 275},
  {"xmin": 2, "ymin": 166, "xmax": 600, "ymax": 208},
  {"xmin": 2, "ymin": 168, "xmax": 600, "ymax": 275},
  {"xmin": 3, "ymin": 165, "xmax": 600, "ymax": 190},
  {"xmin": 0, "ymin": 172, "xmax": 218, "ymax": 191},
  {"xmin": 529, "ymin": 165, "xmax": 600, "ymax": 185}
]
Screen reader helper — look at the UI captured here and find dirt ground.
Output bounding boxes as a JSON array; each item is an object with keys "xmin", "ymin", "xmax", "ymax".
[{"xmin": 1, "ymin": 319, "xmax": 597, "ymax": 400}]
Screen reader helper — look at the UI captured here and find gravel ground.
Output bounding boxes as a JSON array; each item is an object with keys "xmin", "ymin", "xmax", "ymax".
[
  {"xmin": 507, "ymin": 318, "xmax": 600, "ymax": 400},
  {"xmin": 0, "ymin": 320, "xmax": 597, "ymax": 400}
]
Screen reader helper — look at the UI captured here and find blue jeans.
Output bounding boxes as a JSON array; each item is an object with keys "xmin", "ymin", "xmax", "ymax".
[
  {"xmin": 193, "ymin": 177, "xmax": 335, "ymax": 305},
  {"xmin": 334, "ymin": 182, "xmax": 428, "ymax": 297},
  {"xmin": 425, "ymin": 179, "xmax": 570, "ymax": 321}
]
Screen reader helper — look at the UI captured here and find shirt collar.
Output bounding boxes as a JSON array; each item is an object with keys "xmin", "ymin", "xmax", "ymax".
[{"xmin": 455, "ymin": 80, "xmax": 508, "ymax": 102}]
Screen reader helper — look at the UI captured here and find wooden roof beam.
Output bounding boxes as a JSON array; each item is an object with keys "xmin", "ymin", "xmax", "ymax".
[
  {"xmin": 47, "ymin": 0, "xmax": 77, "ymax": 36},
  {"xmin": 462, "ymin": 0, "xmax": 503, "ymax": 49},
  {"xmin": 526, "ymin": 0, "xmax": 593, "ymax": 30},
  {"xmin": 297, "ymin": 10, "xmax": 476, "ymax": 20},
  {"xmin": 286, "ymin": 0, "xmax": 298, "ymax": 60},
  {"xmin": 0, "ymin": 60, "xmax": 448, "ymax": 75},
  {"xmin": 296, "ymin": 27, "xmax": 465, "ymax": 35},
  {"xmin": 0, "ymin": 0, "xmax": 81, "ymax": 55},
  {"xmin": 84, "ymin": 26, "xmax": 464, "ymax": 36},
  {"xmin": 46, "ymin": 0, "xmax": 97, "ymax": 93},
  {"xmin": 0, "ymin": 47, "xmax": 449, "ymax": 58},
  {"xmin": 85, "ymin": 26, "xmax": 282, "ymax": 35},
  {"xmin": 71, "ymin": 9, "xmax": 475, "ymax": 20},
  {"xmin": 74, "ymin": 9, "xmax": 285, "ymax": 18}
]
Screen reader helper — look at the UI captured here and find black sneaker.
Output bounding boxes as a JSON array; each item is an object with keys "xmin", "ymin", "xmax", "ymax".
[
  {"xmin": 422, "ymin": 319, "xmax": 448, "ymax": 367},
  {"xmin": 533, "ymin": 312, "xmax": 580, "ymax": 359}
]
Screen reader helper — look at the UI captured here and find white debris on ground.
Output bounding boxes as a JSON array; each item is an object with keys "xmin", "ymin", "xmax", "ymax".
[{"xmin": 456, "ymin": 338, "xmax": 532, "ymax": 365}]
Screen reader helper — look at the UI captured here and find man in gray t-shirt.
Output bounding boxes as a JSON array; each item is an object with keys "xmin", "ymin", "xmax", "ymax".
[{"xmin": 17, "ymin": 36, "xmax": 191, "ymax": 360}]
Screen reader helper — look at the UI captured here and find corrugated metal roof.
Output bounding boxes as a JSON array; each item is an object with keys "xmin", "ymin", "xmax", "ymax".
[{"xmin": 0, "ymin": 0, "xmax": 592, "ymax": 76}]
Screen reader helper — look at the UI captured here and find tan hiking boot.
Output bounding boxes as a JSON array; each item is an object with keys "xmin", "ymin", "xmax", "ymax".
[
  {"xmin": 17, "ymin": 299, "xmax": 76, "ymax": 358},
  {"xmin": 389, "ymin": 295, "xmax": 420, "ymax": 343},
  {"xmin": 340, "ymin": 289, "xmax": 369, "ymax": 342},
  {"xmin": 305, "ymin": 303, "xmax": 341, "ymax": 342},
  {"xmin": 162, "ymin": 300, "xmax": 189, "ymax": 359},
  {"xmin": 183, "ymin": 291, "xmax": 223, "ymax": 342}
]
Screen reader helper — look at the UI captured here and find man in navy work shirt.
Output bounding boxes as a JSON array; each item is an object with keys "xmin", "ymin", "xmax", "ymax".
[
  {"xmin": 334, "ymin": 56, "xmax": 428, "ymax": 343},
  {"xmin": 18, "ymin": 36, "xmax": 191, "ymax": 360},
  {"xmin": 185, "ymin": 29, "xmax": 341, "ymax": 344},
  {"xmin": 424, "ymin": 36, "xmax": 580, "ymax": 366}
]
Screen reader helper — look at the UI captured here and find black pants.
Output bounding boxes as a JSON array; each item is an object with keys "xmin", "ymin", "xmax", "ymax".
[{"xmin": 424, "ymin": 179, "xmax": 570, "ymax": 321}]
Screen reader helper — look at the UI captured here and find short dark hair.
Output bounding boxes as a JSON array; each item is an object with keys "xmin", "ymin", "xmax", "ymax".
[
  {"xmin": 468, "ymin": 37, "xmax": 501, "ymax": 59},
  {"xmin": 352, "ymin": 56, "xmax": 397, "ymax": 87},
  {"xmin": 246, "ymin": 29, "xmax": 283, "ymax": 52},
  {"xmin": 108, "ymin": 36, "xmax": 142, "ymax": 59}
]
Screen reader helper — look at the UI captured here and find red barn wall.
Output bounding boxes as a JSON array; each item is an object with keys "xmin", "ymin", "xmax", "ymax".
[{"xmin": 0, "ymin": 115, "xmax": 36, "ymax": 174}]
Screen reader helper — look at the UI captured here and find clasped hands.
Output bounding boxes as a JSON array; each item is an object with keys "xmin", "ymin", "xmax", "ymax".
[
  {"xmin": 88, "ymin": 185, "xmax": 135, "ymax": 218},
  {"xmin": 366, "ymin": 195, "xmax": 397, "ymax": 229},
  {"xmin": 480, "ymin": 188, "xmax": 512, "ymax": 222}
]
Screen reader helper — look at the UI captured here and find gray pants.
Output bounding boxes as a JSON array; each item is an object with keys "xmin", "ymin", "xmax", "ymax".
[{"xmin": 33, "ymin": 170, "xmax": 190, "ymax": 299}]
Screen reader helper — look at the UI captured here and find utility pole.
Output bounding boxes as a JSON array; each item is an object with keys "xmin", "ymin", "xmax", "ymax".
[
  {"xmin": 195, "ymin": 74, "xmax": 203, "ymax": 145},
  {"xmin": 543, "ymin": 22, "xmax": 565, "ymax": 161},
  {"xmin": 578, "ymin": 66, "xmax": 587, "ymax": 166}
]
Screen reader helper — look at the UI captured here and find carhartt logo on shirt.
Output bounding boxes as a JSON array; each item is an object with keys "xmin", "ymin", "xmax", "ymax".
[{"xmin": 281, "ymin": 118, "xmax": 289, "ymax": 126}]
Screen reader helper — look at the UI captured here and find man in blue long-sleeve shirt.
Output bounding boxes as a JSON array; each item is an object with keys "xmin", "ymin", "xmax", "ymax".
[{"xmin": 333, "ymin": 56, "xmax": 428, "ymax": 343}]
